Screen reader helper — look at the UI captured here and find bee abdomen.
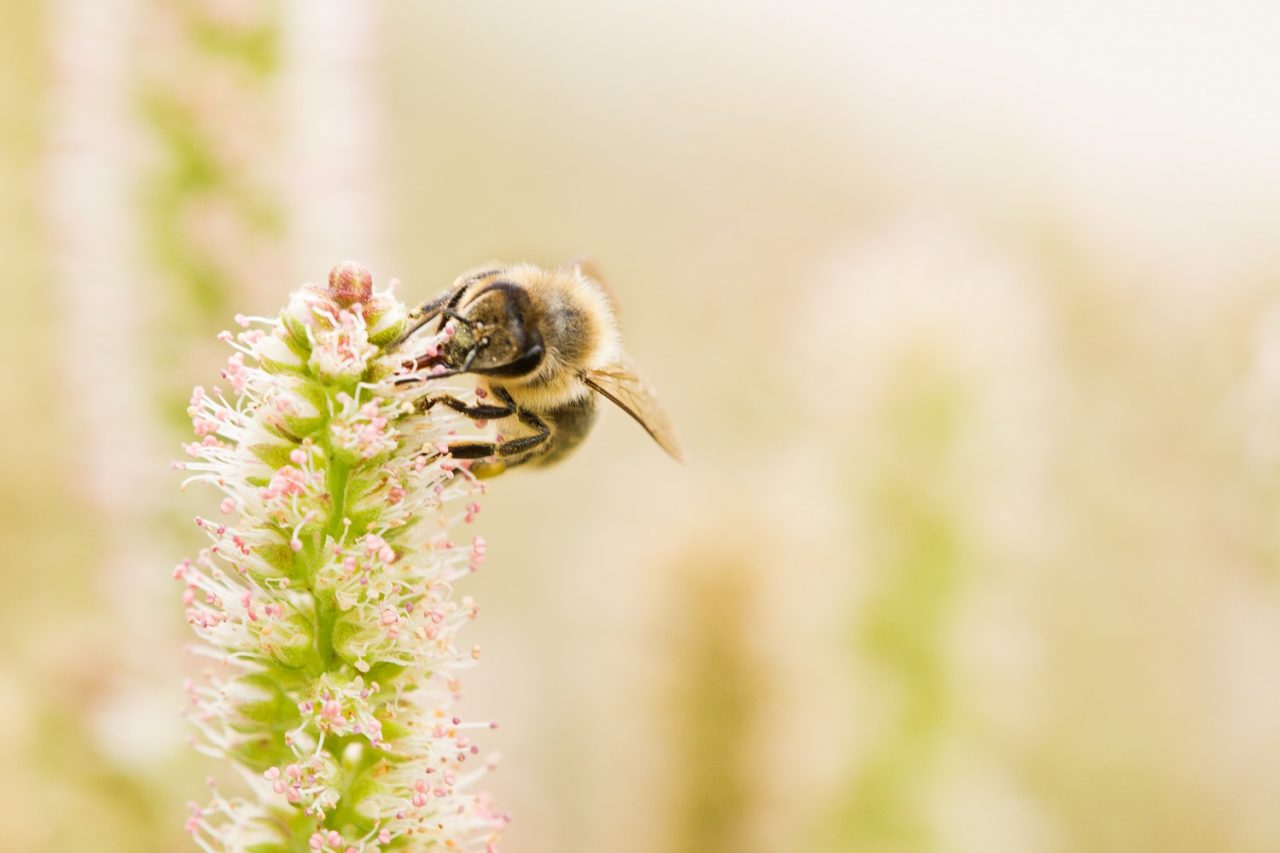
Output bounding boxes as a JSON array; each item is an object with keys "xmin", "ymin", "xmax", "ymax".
[{"xmin": 532, "ymin": 395, "xmax": 598, "ymax": 468}]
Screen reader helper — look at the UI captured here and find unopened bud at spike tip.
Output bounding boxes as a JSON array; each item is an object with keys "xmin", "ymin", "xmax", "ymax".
[{"xmin": 328, "ymin": 260, "xmax": 373, "ymax": 307}]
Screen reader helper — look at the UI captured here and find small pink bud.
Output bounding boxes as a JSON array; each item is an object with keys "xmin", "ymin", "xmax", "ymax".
[{"xmin": 328, "ymin": 261, "xmax": 373, "ymax": 307}]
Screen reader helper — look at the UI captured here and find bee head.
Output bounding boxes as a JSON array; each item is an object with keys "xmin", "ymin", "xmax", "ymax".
[{"xmin": 442, "ymin": 282, "xmax": 545, "ymax": 378}]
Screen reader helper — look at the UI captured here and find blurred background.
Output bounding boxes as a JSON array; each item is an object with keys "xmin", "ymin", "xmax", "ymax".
[{"xmin": 3, "ymin": 1, "xmax": 1280, "ymax": 851}]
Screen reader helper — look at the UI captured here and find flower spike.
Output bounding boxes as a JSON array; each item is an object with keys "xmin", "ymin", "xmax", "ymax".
[{"xmin": 176, "ymin": 263, "xmax": 508, "ymax": 851}]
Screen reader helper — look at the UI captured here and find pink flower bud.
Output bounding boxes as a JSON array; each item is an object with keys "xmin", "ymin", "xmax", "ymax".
[{"xmin": 328, "ymin": 261, "xmax": 373, "ymax": 307}]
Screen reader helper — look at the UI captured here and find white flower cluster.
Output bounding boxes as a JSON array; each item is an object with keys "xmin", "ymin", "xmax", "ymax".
[{"xmin": 174, "ymin": 263, "xmax": 507, "ymax": 852}]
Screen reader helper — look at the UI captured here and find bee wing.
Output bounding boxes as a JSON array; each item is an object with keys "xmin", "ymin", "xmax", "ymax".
[{"xmin": 584, "ymin": 353, "xmax": 684, "ymax": 461}]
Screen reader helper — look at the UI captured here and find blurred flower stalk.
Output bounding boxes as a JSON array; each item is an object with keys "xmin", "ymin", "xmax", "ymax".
[
  {"xmin": 140, "ymin": 0, "xmax": 286, "ymax": 318},
  {"xmin": 173, "ymin": 263, "xmax": 507, "ymax": 851}
]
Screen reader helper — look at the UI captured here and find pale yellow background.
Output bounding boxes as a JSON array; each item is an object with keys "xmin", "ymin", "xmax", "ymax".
[{"xmin": 3, "ymin": 2, "xmax": 1280, "ymax": 852}]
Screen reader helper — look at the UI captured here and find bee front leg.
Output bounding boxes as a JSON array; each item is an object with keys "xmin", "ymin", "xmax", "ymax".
[{"xmin": 417, "ymin": 394, "xmax": 514, "ymax": 422}]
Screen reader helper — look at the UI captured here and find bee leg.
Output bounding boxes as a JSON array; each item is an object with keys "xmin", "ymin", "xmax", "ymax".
[
  {"xmin": 444, "ymin": 429, "xmax": 549, "ymax": 461},
  {"xmin": 513, "ymin": 408, "xmax": 551, "ymax": 443},
  {"xmin": 441, "ymin": 442, "xmax": 501, "ymax": 460},
  {"xmin": 493, "ymin": 388, "xmax": 553, "ymax": 451},
  {"xmin": 438, "ymin": 409, "xmax": 551, "ymax": 461},
  {"xmin": 500, "ymin": 424, "xmax": 551, "ymax": 456},
  {"xmin": 489, "ymin": 386, "xmax": 519, "ymax": 409},
  {"xmin": 428, "ymin": 387, "xmax": 551, "ymax": 474},
  {"xmin": 417, "ymin": 394, "xmax": 514, "ymax": 421},
  {"xmin": 486, "ymin": 386, "xmax": 554, "ymax": 448}
]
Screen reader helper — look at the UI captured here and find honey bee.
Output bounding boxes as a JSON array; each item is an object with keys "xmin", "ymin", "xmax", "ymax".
[{"xmin": 394, "ymin": 261, "xmax": 682, "ymax": 477}]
